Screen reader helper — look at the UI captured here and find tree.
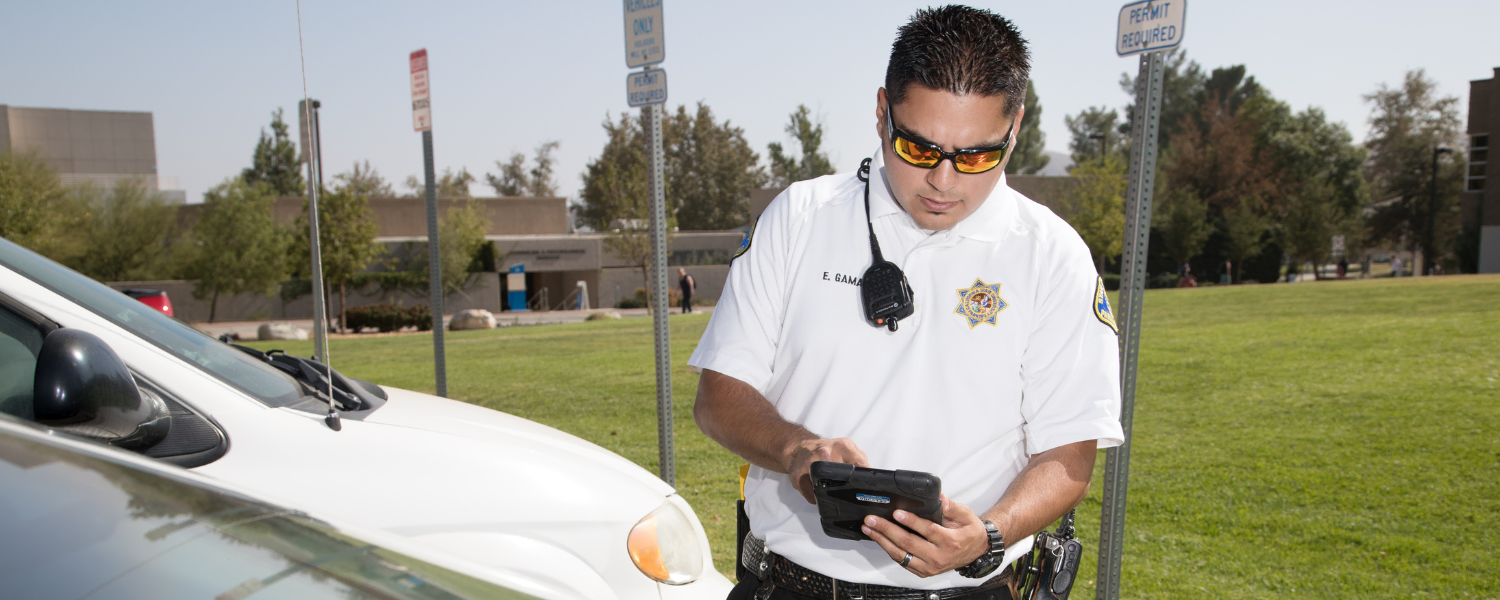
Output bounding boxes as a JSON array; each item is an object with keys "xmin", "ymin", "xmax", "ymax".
[
  {"xmin": 603, "ymin": 224, "xmax": 665, "ymax": 312},
  {"xmin": 241, "ymin": 108, "xmax": 305, "ymax": 196},
  {"xmin": 577, "ymin": 103, "xmax": 767, "ymax": 232},
  {"xmin": 336, "ymin": 160, "xmax": 395, "ymax": 197},
  {"xmin": 1362, "ymin": 69, "xmax": 1464, "ymax": 273},
  {"xmin": 767, "ymin": 105, "xmax": 834, "ymax": 189},
  {"xmin": 1263, "ymin": 105, "xmax": 1369, "ymax": 277},
  {"xmin": 1120, "ymin": 49, "xmax": 1209, "ymax": 155},
  {"xmin": 0, "ymin": 150, "xmax": 76, "ymax": 258},
  {"xmin": 405, "ymin": 167, "xmax": 475, "ymax": 198},
  {"xmin": 1153, "ymin": 185, "xmax": 1213, "ymax": 268},
  {"xmin": 289, "ymin": 164, "xmax": 386, "ymax": 330},
  {"xmin": 1064, "ymin": 107, "xmax": 1128, "ymax": 167},
  {"xmin": 1220, "ymin": 202, "xmax": 1269, "ymax": 283},
  {"xmin": 487, "ymin": 141, "xmax": 560, "ymax": 197},
  {"xmin": 1161, "ymin": 91, "xmax": 1278, "ymax": 272},
  {"xmin": 435, "ymin": 199, "xmax": 490, "ymax": 296},
  {"xmin": 1062, "ymin": 156, "xmax": 1126, "ymax": 272},
  {"xmin": 576, "ymin": 113, "xmax": 649, "ymax": 232},
  {"xmin": 1194, "ymin": 66, "xmax": 1263, "ymax": 128},
  {"xmin": 1278, "ymin": 179, "xmax": 1349, "ymax": 275},
  {"xmin": 577, "ymin": 112, "xmax": 673, "ymax": 310},
  {"xmin": 1007, "ymin": 80, "xmax": 1050, "ymax": 175},
  {"xmin": 185, "ymin": 179, "xmax": 289, "ymax": 322},
  {"xmin": 69, "ymin": 179, "xmax": 180, "ymax": 282},
  {"xmin": 670, "ymin": 103, "xmax": 768, "ymax": 230}
]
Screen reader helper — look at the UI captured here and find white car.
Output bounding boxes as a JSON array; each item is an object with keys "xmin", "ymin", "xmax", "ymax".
[
  {"xmin": 0, "ymin": 414, "xmax": 576, "ymax": 600},
  {"xmin": 0, "ymin": 237, "xmax": 733, "ymax": 600}
]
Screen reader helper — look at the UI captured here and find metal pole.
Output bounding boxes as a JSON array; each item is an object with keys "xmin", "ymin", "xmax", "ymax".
[
  {"xmin": 1095, "ymin": 49, "xmax": 1165, "ymax": 600},
  {"xmin": 423, "ymin": 130, "xmax": 448, "ymax": 397},
  {"xmin": 312, "ymin": 100, "xmax": 324, "ymax": 191},
  {"xmin": 1427, "ymin": 147, "xmax": 1452, "ymax": 276},
  {"xmin": 645, "ymin": 102, "xmax": 675, "ymax": 486},
  {"xmin": 303, "ymin": 100, "xmax": 330, "ymax": 367}
]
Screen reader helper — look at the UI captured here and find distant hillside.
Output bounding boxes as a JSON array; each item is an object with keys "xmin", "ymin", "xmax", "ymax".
[{"xmin": 1038, "ymin": 150, "xmax": 1072, "ymax": 176}]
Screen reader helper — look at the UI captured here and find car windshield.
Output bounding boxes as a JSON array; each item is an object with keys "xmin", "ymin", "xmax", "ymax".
[{"xmin": 0, "ymin": 237, "xmax": 302, "ymax": 407}]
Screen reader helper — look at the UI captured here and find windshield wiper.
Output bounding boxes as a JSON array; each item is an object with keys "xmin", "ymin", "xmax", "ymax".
[{"xmin": 228, "ymin": 345, "xmax": 386, "ymax": 428}]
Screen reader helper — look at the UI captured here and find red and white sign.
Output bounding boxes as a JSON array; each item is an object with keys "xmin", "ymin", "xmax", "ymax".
[{"xmin": 410, "ymin": 49, "xmax": 432, "ymax": 132}]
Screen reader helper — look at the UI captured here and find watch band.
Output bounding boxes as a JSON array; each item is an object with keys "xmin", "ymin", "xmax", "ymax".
[{"xmin": 957, "ymin": 519, "xmax": 1005, "ymax": 578}]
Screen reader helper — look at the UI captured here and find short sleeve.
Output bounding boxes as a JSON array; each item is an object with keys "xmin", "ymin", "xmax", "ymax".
[
  {"xmin": 1019, "ymin": 231, "xmax": 1125, "ymax": 455},
  {"xmin": 687, "ymin": 189, "xmax": 800, "ymax": 393}
]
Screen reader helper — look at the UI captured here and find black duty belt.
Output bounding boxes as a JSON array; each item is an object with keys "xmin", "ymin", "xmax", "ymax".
[{"xmin": 741, "ymin": 534, "xmax": 1014, "ymax": 600}]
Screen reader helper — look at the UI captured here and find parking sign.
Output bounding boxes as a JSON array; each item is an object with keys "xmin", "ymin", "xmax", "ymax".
[{"xmin": 623, "ymin": 0, "xmax": 665, "ymax": 67}]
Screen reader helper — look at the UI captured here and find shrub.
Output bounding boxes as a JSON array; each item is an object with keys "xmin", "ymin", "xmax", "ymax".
[
  {"xmin": 1102, "ymin": 273, "xmax": 1121, "ymax": 291},
  {"xmin": 613, "ymin": 287, "xmax": 689, "ymax": 310},
  {"xmin": 408, "ymin": 304, "xmax": 433, "ymax": 331},
  {"xmin": 345, "ymin": 303, "xmax": 408, "ymax": 333},
  {"xmin": 616, "ymin": 287, "xmax": 649, "ymax": 309},
  {"xmin": 343, "ymin": 302, "xmax": 434, "ymax": 332}
]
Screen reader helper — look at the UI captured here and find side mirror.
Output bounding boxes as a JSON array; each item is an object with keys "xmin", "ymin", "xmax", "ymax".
[{"xmin": 33, "ymin": 329, "xmax": 170, "ymax": 450}]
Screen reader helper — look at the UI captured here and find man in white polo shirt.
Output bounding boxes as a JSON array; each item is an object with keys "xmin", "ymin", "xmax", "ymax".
[{"xmin": 691, "ymin": 6, "xmax": 1124, "ymax": 600}]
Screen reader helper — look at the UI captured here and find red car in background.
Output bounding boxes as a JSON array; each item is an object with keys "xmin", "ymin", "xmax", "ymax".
[{"xmin": 121, "ymin": 288, "xmax": 174, "ymax": 317}]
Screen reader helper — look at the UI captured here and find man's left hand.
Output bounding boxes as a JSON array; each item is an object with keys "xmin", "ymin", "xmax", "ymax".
[{"xmin": 861, "ymin": 495, "xmax": 993, "ymax": 578}]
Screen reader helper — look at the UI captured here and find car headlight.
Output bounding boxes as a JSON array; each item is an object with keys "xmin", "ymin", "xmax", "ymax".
[{"xmin": 626, "ymin": 500, "xmax": 703, "ymax": 585}]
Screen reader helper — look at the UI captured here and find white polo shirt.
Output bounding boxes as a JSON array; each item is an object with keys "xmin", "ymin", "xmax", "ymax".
[{"xmin": 688, "ymin": 150, "xmax": 1124, "ymax": 590}]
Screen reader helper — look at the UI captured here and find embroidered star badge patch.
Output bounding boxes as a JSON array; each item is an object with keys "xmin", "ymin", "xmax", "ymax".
[
  {"xmin": 1094, "ymin": 276, "xmax": 1119, "ymax": 334},
  {"xmin": 954, "ymin": 279, "xmax": 1007, "ymax": 329}
]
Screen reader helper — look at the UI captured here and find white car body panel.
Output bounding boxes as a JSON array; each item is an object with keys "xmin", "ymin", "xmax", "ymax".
[{"xmin": 0, "ymin": 265, "xmax": 733, "ymax": 600}]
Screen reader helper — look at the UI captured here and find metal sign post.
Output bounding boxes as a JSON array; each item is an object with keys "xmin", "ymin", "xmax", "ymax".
[
  {"xmin": 623, "ymin": 0, "xmax": 673, "ymax": 486},
  {"xmin": 645, "ymin": 102, "xmax": 674, "ymax": 487},
  {"xmin": 411, "ymin": 48, "xmax": 447, "ymax": 398},
  {"xmin": 297, "ymin": 99, "xmax": 330, "ymax": 367},
  {"xmin": 1096, "ymin": 2, "xmax": 1176, "ymax": 593}
]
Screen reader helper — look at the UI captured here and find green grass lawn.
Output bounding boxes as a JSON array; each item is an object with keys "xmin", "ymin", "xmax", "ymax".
[{"xmin": 243, "ymin": 275, "xmax": 1500, "ymax": 598}]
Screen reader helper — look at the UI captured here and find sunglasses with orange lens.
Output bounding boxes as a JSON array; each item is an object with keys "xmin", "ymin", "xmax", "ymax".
[{"xmin": 886, "ymin": 105, "xmax": 1014, "ymax": 174}]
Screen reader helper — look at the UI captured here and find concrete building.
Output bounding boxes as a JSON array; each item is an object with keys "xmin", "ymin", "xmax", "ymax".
[
  {"xmin": 0, "ymin": 105, "xmax": 185, "ymax": 203},
  {"xmin": 177, "ymin": 196, "xmax": 743, "ymax": 312},
  {"xmin": 164, "ymin": 174, "xmax": 1077, "ymax": 319},
  {"xmin": 1464, "ymin": 67, "xmax": 1499, "ymax": 273}
]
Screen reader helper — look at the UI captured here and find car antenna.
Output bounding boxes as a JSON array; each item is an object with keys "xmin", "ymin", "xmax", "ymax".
[{"xmin": 295, "ymin": 0, "xmax": 339, "ymax": 432}]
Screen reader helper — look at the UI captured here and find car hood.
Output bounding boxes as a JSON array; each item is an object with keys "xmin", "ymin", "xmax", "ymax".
[{"xmin": 361, "ymin": 386, "xmax": 674, "ymax": 499}]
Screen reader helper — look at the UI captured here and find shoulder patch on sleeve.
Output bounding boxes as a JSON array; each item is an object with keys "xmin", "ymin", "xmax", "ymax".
[
  {"xmin": 732, "ymin": 216, "xmax": 758, "ymax": 260},
  {"xmin": 1093, "ymin": 276, "xmax": 1119, "ymax": 335}
]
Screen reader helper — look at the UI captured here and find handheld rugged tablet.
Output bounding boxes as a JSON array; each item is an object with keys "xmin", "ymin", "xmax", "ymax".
[{"xmin": 810, "ymin": 461, "xmax": 942, "ymax": 541}]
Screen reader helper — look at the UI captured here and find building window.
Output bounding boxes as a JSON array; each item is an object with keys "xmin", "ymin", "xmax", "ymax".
[{"xmin": 1470, "ymin": 134, "xmax": 1487, "ymax": 191}]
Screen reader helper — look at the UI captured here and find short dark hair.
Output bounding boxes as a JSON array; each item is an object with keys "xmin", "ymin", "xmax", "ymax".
[{"xmin": 885, "ymin": 5, "xmax": 1031, "ymax": 116}]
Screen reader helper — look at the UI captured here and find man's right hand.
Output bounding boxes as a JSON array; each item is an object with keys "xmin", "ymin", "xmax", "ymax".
[
  {"xmin": 784, "ymin": 438, "xmax": 870, "ymax": 504},
  {"xmin": 694, "ymin": 370, "xmax": 871, "ymax": 503}
]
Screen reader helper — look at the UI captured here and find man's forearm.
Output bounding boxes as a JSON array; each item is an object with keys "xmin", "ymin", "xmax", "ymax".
[
  {"xmin": 979, "ymin": 439, "xmax": 1097, "ymax": 547},
  {"xmin": 693, "ymin": 369, "xmax": 814, "ymax": 473}
]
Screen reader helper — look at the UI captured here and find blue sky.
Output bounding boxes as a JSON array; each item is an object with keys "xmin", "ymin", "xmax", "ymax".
[{"xmin": 3, "ymin": 1, "xmax": 1496, "ymax": 204}]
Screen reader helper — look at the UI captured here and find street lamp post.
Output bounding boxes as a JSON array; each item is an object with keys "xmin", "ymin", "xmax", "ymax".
[
  {"xmin": 1089, "ymin": 132, "xmax": 1108, "ymax": 160},
  {"xmin": 1428, "ymin": 146, "xmax": 1453, "ymax": 275}
]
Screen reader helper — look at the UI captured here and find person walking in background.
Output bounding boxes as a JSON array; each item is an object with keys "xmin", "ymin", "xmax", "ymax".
[
  {"xmin": 1337, "ymin": 257, "xmax": 1348, "ymax": 280},
  {"xmin": 1391, "ymin": 256, "xmax": 1403, "ymax": 278},
  {"xmin": 1221, "ymin": 259, "xmax": 1232, "ymax": 285},
  {"xmin": 678, "ymin": 268, "xmax": 695, "ymax": 314}
]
